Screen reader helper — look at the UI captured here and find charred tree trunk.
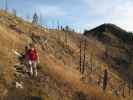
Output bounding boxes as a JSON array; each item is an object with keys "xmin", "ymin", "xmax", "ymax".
[
  {"xmin": 128, "ymin": 77, "xmax": 131, "ymax": 96},
  {"xmin": 57, "ymin": 30, "xmax": 61, "ymax": 44},
  {"xmin": 79, "ymin": 39, "xmax": 82, "ymax": 73},
  {"xmin": 103, "ymin": 69, "xmax": 108, "ymax": 91},
  {"xmin": 64, "ymin": 31, "xmax": 68, "ymax": 48},
  {"xmin": 90, "ymin": 51, "xmax": 93, "ymax": 72},
  {"xmin": 127, "ymin": 49, "xmax": 133, "ymax": 96},
  {"xmin": 82, "ymin": 39, "xmax": 87, "ymax": 74},
  {"xmin": 57, "ymin": 21, "xmax": 61, "ymax": 43},
  {"xmin": 32, "ymin": 13, "xmax": 38, "ymax": 25},
  {"xmin": 57, "ymin": 21, "xmax": 60, "ymax": 31},
  {"xmin": 5, "ymin": 0, "xmax": 8, "ymax": 11},
  {"xmin": 122, "ymin": 81, "xmax": 126, "ymax": 98}
]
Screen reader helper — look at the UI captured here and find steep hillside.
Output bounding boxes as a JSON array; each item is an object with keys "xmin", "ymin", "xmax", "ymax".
[
  {"xmin": 0, "ymin": 10, "xmax": 121, "ymax": 100},
  {"xmin": 84, "ymin": 23, "xmax": 133, "ymax": 96}
]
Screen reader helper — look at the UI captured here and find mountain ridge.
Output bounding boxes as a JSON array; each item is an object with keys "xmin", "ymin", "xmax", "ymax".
[
  {"xmin": 84, "ymin": 23, "xmax": 133, "ymax": 45},
  {"xmin": 84, "ymin": 23, "xmax": 133, "ymax": 89}
]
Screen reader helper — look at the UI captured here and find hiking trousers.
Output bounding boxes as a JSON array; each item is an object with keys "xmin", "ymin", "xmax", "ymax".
[{"xmin": 29, "ymin": 60, "xmax": 37, "ymax": 77}]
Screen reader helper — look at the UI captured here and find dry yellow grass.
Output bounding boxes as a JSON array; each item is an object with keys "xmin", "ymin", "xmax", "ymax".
[{"xmin": 0, "ymin": 10, "xmax": 125, "ymax": 100}]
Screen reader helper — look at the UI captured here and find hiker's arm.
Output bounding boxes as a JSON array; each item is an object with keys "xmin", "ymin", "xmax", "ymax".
[{"xmin": 37, "ymin": 53, "xmax": 40, "ymax": 63}]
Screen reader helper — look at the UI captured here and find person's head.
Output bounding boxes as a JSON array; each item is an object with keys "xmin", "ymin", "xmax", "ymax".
[
  {"xmin": 29, "ymin": 43, "xmax": 34, "ymax": 48},
  {"xmin": 25, "ymin": 46, "xmax": 29, "ymax": 51},
  {"xmin": 104, "ymin": 69, "xmax": 108, "ymax": 73},
  {"xmin": 29, "ymin": 43, "xmax": 36, "ymax": 51}
]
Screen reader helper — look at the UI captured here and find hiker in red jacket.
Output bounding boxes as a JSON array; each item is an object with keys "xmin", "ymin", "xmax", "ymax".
[{"xmin": 28, "ymin": 44, "xmax": 39, "ymax": 77}]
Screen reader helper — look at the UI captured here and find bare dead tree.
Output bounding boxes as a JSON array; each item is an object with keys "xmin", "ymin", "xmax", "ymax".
[
  {"xmin": 122, "ymin": 81, "xmax": 126, "ymax": 98},
  {"xmin": 64, "ymin": 30, "xmax": 68, "ymax": 48},
  {"xmin": 79, "ymin": 38, "xmax": 88, "ymax": 74},
  {"xmin": 65, "ymin": 25, "xmax": 69, "ymax": 32},
  {"xmin": 128, "ymin": 76, "xmax": 132, "ymax": 96},
  {"xmin": 132, "ymin": 77, "xmax": 133, "ymax": 95},
  {"xmin": 126, "ymin": 48, "xmax": 133, "ymax": 96},
  {"xmin": 79, "ymin": 38, "xmax": 82, "ymax": 73},
  {"xmin": 129, "ymin": 53, "xmax": 133, "ymax": 96},
  {"xmin": 61, "ymin": 26, "xmax": 63, "ymax": 31},
  {"xmin": 12, "ymin": 9, "xmax": 16, "ymax": 17},
  {"xmin": 5, "ymin": 0, "xmax": 8, "ymax": 11},
  {"xmin": 32, "ymin": 12, "xmax": 38, "ymax": 25},
  {"xmin": 57, "ymin": 20, "xmax": 60, "ymax": 30},
  {"xmin": 57, "ymin": 31, "xmax": 61, "ymax": 44},
  {"xmin": 82, "ymin": 39, "xmax": 87, "ymax": 74},
  {"xmin": 57, "ymin": 21, "xmax": 61, "ymax": 44},
  {"xmin": 90, "ymin": 51, "xmax": 93, "ymax": 72},
  {"xmin": 103, "ymin": 69, "xmax": 108, "ymax": 91}
]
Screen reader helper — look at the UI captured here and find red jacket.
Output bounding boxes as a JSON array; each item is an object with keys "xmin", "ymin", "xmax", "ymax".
[{"xmin": 28, "ymin": 48, "xmax": 38, "ymax": 61}]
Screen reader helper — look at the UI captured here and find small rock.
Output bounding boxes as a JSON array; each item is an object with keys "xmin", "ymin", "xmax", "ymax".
[{"xmin": 16, "ymin": 81, "xmax": 23, "ymax": 89}]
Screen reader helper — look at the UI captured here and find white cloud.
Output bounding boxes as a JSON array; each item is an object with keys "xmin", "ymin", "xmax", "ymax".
[
  {"xmin": 108, "ymin": 2, "xmax": 133, "ymax": 31},
  {"xmin": 82, "ymin": 0, "xmax": 133, "ymax": 31}
]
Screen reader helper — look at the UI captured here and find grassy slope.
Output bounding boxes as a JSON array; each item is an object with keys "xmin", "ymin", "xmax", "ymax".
[{"xmin": 0, "ymin": 10, "xmax": 120, "ymax": 100}]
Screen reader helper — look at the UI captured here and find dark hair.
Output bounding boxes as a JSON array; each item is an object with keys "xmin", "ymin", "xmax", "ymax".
[
  {"xmin": 29, "ymin": 43, "xmax": 34, "ymax": 48},
  {"xmin": 25, "ymin": 46, "xmax": 28, "ymax": 49}
]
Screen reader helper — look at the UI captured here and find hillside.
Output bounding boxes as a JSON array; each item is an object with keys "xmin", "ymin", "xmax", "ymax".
[
  {"xmin": 0, "ymin": 10, "xmax": 121, "ymax": 100},
  {"xmin": 84, "ymin": 23, "xmax": 133, "ymax": 97},
  {"xmin": 84, "ymin": 23, "xmax": 133, "ymax": 44}
]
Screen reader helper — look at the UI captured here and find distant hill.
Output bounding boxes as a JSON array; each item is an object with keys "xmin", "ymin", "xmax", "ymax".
[
  {"xmin": 84, "ymin": 23, "xmax": 133, "ymax": 45},
  {"xmin": 84, "ymin": 23, "xmax": 133, "ymax": 83}
]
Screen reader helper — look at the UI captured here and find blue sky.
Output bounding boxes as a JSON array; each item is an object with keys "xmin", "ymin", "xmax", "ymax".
[{"xmin": 0, "ymin": 0, "xmax": 133, "ymax": 32}]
